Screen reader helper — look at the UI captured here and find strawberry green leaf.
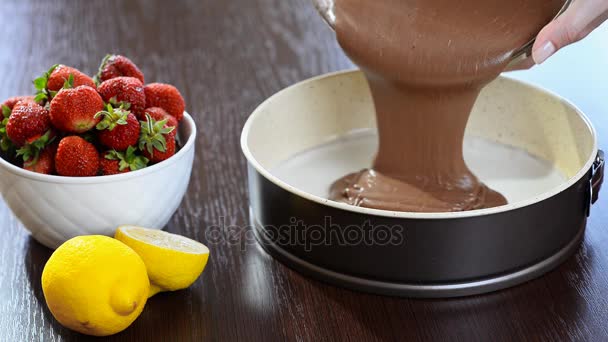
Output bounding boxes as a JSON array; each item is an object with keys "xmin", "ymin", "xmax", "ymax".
[
  {"xmin": 105, "ymin": 149, "xmax": 121, "ymax": 161},
  {"xmin": 125, "ymin": 146, "xmax": 136, "ymax": 156},
  {"xmin": 152, "ymin": 139, "xmax": 166, "ymax": 152},
  {"xmin": 130, "ymin": 156, "xmax": 149, "ymax": 171},
  {"xmin": 2, "ymin": 105, "xmax": 11, "ymax": 118},
  {"xmin": 125, "ymin": 147, "xmax": 149, "ymax": 170},
  {"xmin": 0, "ymin": 108, "xmax": 13, "ymax": 151},
  {"xmin": 93, "ymin": 54, "xmax": 112, "ymax": 85},
  {"xmin": 138, "ymin": 113, "xmax": 173, "ymax": 156},
  {"xmin": 33, "ymin": 77, "xmax": 47, "ymax": 90},
  {"xmin": 95, "ymin": 114, "xmax": 111, "ymax": 130},
  {"xmin": 108, "ymin": 97, "xmax": 132, "ymax": 110},
  {"xmin": 16, "ymin": 145, "xmax": 35, "ymax": 162},
  {"xmin": 34, "ymin": 93, "xmax": 47, "ymax": 103},
  {"xmin": 16, "ymin": 130, "xmax": 55, "ymax": 162},
  {"xmin": 32, "ymin": 130, "xmax": 53, "ymax": 149},
  {"xmin": 161, "ymin": 126, "xmax": 174, "ymax": 135},
  {"xmin": 62, "ymin": 74, "xmax": 75, "ymax": 89},
  {"xmin": 105, "ymin": 146, "xmax": 149, "ymax": 171},
  {"xmin": 0, "ymin": 137, "xmax": 12, "ymax": 152},
  {"xmin": 118, "ymin": 159, "xmax": 130, "ymax": 171},
  {"xmin": 48, "ymin": 64, "xmax": 58, "ymax": 75},
  {"xmin": 33, "ymin": 64, "xmax": 59, "ymax": 104}
]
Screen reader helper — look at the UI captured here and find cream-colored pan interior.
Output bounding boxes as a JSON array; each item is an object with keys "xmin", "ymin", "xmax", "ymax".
[{"xmin": 242, "ymin": 70, "xmax": 597, "ymax": 218}]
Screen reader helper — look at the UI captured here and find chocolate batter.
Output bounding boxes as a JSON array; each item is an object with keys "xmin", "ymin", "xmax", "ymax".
[{"xmin": 329, "ymin": 0, "xmax": 565, "ymax": 212}]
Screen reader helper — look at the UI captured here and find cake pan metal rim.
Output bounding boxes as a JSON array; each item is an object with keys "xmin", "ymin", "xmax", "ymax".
[{"xmin": 240, "ymin": 70, "xmax": 599, "ymax": 220}]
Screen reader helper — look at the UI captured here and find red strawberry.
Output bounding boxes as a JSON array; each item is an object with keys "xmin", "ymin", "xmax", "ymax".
[
  {"xmin": 144, "ymin": 83, "xmax": 185, "ymax": 122},
  {"xmin": 95, "ymin": 105, "xmax": 140, "ymax": 151},
  {"xmin": 143, "ymin": 107, "xmax": 178, "ymax": 136},
  {"xmin": 100, "ymin": 146, "xmax": 149, "ymax": 175},
  {"xmin": 23, "ymin": 143, "xmax": 57, "ymax": 175},
  {"xmin": 55, "ymin": 136, "xmax": 99, "ymax": 177},
  {"xmin": 0, "ymin": 97, "xmax": 35, "ymax": 151},
  {"xmin": 139, "ymin": 114, "xmax": 176, "ymax": 163},
  {"xmin": 95, "ymin": 55, "xmax": 144, "ymax": 84},
  {"xmin": 144, "ymin": 134, "xmax": 175, "ymax": 163},
  {"xmin": 6, "ymin": 101, "xmax": 51, "ymax": 146},
  {"xmin": 47, "ymin": 65, "xmax": 95, "ymax": 92},
  {"xmin": 49, "ymin": 86, "xmax": 104, "ymax": 133},
  {"xmin": 16, "ymin": 130, "xmax": 56, "ymax": 174},
  {"xmin": 100, "ymin": 158, "xmax": 125, "ymax": 176},
  {"xmin": 97, "ymin": 77, "xmax": 146, "ymax": 117},
  {"xmin": 34, "ymin": 65, "xmax": 95, "ymax": 103},
  {"xmin": 1, "ymin": 96, "xmax": 36, "ymax": 110}
]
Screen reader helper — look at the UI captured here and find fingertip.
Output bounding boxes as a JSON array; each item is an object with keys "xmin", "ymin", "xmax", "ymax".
[
  {"xmin": 532, "ymin": 40, "xmax": 557, "ymax": 64},
  {"xmin": 530, "ymin": 17, "xmax": 566, "ymax": 64}
]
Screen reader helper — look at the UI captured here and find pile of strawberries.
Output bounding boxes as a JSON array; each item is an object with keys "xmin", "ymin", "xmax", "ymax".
[{"xmin": 0, "ymin": 55, "xmax": 185, "ymax": 177}]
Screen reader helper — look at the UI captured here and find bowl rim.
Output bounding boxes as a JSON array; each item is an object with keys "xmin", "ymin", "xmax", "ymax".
[
  {"xmin": 0, "ymin": 112, "xmax": 197, "ymax": 184},
  {"xmin": 241, "ymin": 69, "xmax": 599, "ymax": 220}
]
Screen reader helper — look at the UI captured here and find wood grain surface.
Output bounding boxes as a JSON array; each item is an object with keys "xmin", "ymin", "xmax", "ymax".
[{"xmin": 0, "ymin": 0, "xmax": 607, "ymax": 341}]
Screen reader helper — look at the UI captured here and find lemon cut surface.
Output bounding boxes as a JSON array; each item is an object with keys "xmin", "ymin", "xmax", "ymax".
[{"xmin": 115, "ymin": 225, "xmax": 210, "ymax": 296}]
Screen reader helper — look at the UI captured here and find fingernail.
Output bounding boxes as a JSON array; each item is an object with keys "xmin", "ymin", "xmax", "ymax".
[{"xmin": 532, "ymin": 41, "xmax": 556, "ymax": 64}]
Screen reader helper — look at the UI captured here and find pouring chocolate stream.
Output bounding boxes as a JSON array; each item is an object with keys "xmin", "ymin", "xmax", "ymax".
[{"xmin": 323, "ymin": 0, "xmax": 567, "ymax": 212}]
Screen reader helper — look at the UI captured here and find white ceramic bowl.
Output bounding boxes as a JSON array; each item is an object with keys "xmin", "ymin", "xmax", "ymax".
[{"xmin": 0, "ymin": 112, "xmax": 196, "ymax": 249}]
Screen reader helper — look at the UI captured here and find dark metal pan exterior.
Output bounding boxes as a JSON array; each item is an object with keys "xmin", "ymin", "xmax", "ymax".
[{"xmin": 247, "ymin": 151, "xmax": 604, "ymax": 298}]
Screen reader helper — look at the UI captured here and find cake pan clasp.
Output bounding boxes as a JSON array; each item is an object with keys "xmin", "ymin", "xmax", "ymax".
[{"xmin": 591, "ymin": 149, "xmax": 604, "ymax": 206}]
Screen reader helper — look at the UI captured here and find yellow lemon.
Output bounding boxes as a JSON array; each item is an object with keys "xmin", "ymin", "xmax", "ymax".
[
  {"xmin": 115, "ymin": 225, "xmax": 209, "ymax": 297},
  {"xmin": 41, "ymin": 235, "xmax": 149, "ymax": 336}
]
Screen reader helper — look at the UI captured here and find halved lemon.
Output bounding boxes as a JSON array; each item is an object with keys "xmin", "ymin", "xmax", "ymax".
[{"xmin": 115, "ymin": 225, "xmax": 210, "ymax": 297}]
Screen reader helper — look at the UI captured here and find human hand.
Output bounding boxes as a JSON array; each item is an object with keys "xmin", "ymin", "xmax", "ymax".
[{"xmin": 509, "ymin": 0, "xmax": 608, "ymax": 70}]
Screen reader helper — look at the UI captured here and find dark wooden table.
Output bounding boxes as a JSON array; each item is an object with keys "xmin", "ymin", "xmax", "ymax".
[{"xmin": 0, "ymin": 0, "xmax": 607, "ymax": 341}]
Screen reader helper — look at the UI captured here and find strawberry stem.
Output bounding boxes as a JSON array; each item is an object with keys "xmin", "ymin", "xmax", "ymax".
[
  {"xmin": 95, "ymin": 104, "xmax": 130, "ymax": 131},
  {"xmin": 138, "ymin": 114, "xmax": 174, "ymax": 156},
  {"xmin": 93, "ymin": 54, "xmax": 113, "ymax": 85}
]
